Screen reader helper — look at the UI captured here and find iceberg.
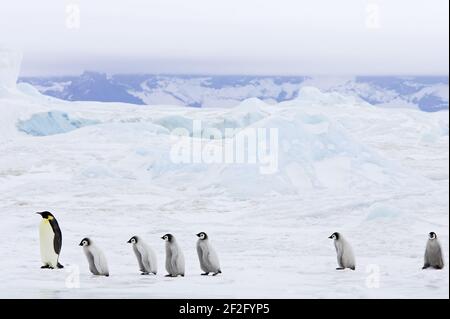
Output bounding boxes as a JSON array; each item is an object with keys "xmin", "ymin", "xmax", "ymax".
[{"xmin": 17, "ymin": 111, "xmax": 99, "ymax": 136}]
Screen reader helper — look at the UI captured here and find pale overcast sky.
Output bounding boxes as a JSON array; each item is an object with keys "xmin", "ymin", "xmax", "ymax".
[{"xmin": 0, "ymin": 0, "xmax": 448, "ymax": 76}]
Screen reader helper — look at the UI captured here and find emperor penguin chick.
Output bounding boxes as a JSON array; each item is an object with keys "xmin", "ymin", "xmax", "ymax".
[
  {"xmin": 79, "ymin": 238, "xmax": 110, "ymax": 277},
  {"xmin": 127, "ymin": 236, "xmax": 158, "ymax": 275},
  {"xmin": 423, "ymin": 232, "xmax": 444, "ymax": 270},
  {"xmin": 36, "ymin": 211, "xmax": 64, "ymax": 269},
  {"xmin": 161, "ymin": 234, "xmax": 185, "ymax": 277},
  {"xmin": 329, "ymin": 232, "xmax": 356, "ymax": 270},
  {"xmin": 196, "ymin": 232, "xmax": 222, "ymax": 276}
]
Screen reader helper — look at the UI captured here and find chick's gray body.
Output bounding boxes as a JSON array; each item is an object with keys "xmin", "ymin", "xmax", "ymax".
[
  {"xmin": 424, "ymin": 232, "xmax": 444, "ymax": 270},
  {"xmin": 329, "ymin": 232, "xmax": 355, "ymax": 270},
  {"xmin": 163, "ymin": 234, "xmax": 185, "ymax": 277},
  {"xmin": 196, "ymin": 232, "xmax": 221, "ymax": 276},
  {"xmin": 80, "ymin": 238, "xmax": 109, "ymax": 277},
  {"xmin": 128, "ymin": 236, "xmax": 157, "ymax": 275}
]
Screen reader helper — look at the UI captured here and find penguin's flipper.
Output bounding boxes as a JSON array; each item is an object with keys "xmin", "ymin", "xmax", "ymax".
[
  {"xmin": 132, "ymin": 245, "xmax": 146, "ymax": 273},
  {"xmin": 50, "ymin": 219, "xmax": 63, "ymax": 255},
  {"xmin": 57, "ymin": 262, "xmax": 64, "ymax": 269}
]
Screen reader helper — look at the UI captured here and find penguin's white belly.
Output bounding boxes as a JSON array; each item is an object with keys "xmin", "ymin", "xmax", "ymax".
[{"xmin": 39, "ymin": 221, "xmax": 58, "ymax": 267}]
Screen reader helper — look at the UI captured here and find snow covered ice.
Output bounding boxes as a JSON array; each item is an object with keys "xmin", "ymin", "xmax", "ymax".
[
  {"xmin": 0, "ymin": 57, "xmax": 448, "ymax": 298},
  {"xmin": 0, "ymin": 48, "xmax": 21, "ymax": 91}
]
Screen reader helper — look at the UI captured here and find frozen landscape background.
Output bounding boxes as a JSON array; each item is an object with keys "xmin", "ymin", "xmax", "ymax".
[
  {"xmin": 20, "ymin": 73, "xmax": 449, "ymax": 111},
  {"xmin": 1, "ymin": 49, "xmax": 449, "ymax": 298}
]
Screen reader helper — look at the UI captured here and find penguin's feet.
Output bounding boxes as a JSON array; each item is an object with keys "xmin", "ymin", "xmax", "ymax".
[
  {"xmin": 422, "ymin": 265, "xmax": 430, "ymax": 270},
  {"xmin": 141, "ymin": 272, "xmax": 150, "ymax": 275},
  {"xmin": 57, "ymin": 263, "xmax": 64, "ymax": 269},
  {"xmin": 336, "ymin": 267, "xmax": 345, "ymax": 270},
  {"xmin": 212, "ymin": 271, "xmax": 221, "ymax": 276},
  {"xmin": 201, "ymin": 272, "xmax": 210, "ymax": 276},
  {"xmin": 165, "ymin": 274, "xmax": 174, "ymax": 277},
  {"xmin": 41, "ymin": 265, "xmax": 51, "ymax": 269},
  {"xmin": 350, "ymin": 267, "xmax": 356, "ymax": 271}
]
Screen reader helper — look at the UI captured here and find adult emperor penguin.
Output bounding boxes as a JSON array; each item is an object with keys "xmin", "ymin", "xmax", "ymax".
[
  {"xmin": 329, "ymin": 232, "xmax": 356, "ymax": 270},
  {"xmin": 127, "ymin": 236, "xmax": 158, "ymax": 275},
  {"xmin": 79, "ymin": 238, "xmax": 110, "ymax": 276},
  {"xmin": 36, "ymin": 211, "xmax": 63, "ymax": 269},
  {"xmin": 196, "ymin": 232, "xmax": 222, "ymax": 276},
  {"xmin": 161, "ymin": 234, "xmax": 185, "ymax": 277},
  {"xmin": 423, "ymin": 232, "xmax": 444, "ymax": 270}
]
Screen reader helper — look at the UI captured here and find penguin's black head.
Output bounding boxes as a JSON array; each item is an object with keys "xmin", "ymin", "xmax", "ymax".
[
  {"xmin": 36, "ymin": 211, "xmax": 54, "ymax": 220},
  {"xmin": 161, "ymin": 234, "xmax": 173, "ymax": 242},
  {"xmin": 127, "ymin": 236, "xmax": 138, "ymax": 244},
  {"xmin": 429, "ymin": 232, "xmax": 437, "ymax": 240},
  {"xmin": 79, "ymin": 238, "xmax": 90, "ymax": 247},
  {"xmin": 328, "ymin": 232, "xmax": 340, "ymax": 240},
  {"xmin": 196, "ymin": 232, "xmax": 208, "ymax": 240}
]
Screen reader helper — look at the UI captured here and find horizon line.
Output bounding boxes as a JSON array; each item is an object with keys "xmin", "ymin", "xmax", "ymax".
[{"xmin": 18, "ymin": 71, "xmax": 450, "ymax": 79}]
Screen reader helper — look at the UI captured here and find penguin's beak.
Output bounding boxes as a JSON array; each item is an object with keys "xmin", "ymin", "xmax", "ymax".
[
  {"xmin": 36, "ymin": 212, "xmax": 42, "ymax": 216},
  {"xmin": 161, "ymin": 236, "xmax": 165, "ymax": 240},
  {"xmin": 196, "ymin": 233, "xmax": 201, "ymax": 237},
  {"xmin": 127, "ymin": 239, "xmax": 132, "ymax": 243},
  {"xmin": 328, "ymin": 235, "xmax": 333, "ymax": 239},
  {"xmin": 78, "ymin": 242, "xmax": 83, "ymax": 246}
]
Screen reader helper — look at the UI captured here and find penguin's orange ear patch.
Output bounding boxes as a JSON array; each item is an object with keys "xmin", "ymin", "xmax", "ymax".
[{"xmin": 47, "ymin": 216, "xmax": 54, "ymax": 220}]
